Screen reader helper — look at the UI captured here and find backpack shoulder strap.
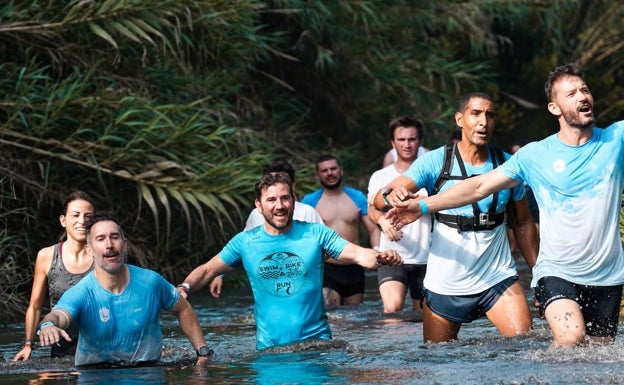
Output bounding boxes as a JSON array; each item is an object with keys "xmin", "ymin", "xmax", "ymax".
[{"xmin": 433, "ymin": 143, "xmax": 456, "ymax": 195}]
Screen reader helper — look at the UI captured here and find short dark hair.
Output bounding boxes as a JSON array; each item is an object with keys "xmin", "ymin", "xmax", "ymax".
[
  {"xmin": 62, "ymin": 191, "xmax": 95, "ymax": 215},
  {"xmin": 458, "ymin": 92, "xmax": 493, "ymax": 113},
  {"xmin": 544, "ymin": 63, "xmax": 584, "ymax": 102},
  {"xmin": 314, "ymin": 154, "xmax": 339, "ymax": 172},
  {"xmin": 254, "ymin": 172, "xmax": 294, "ymax": 201},
  {"xmin": 85, "ymin": 211, "xmax": 125, "ymax": 241},
  {"xmin": 263, "ymin": 159, "xmax": 296, "ymax": 182},
  {"xmin": 388, "ymin": 116, "xmax": 424, "ymax": 141}
]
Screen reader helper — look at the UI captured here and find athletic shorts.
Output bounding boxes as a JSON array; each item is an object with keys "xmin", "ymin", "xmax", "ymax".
[
  {"xmin": 536, "ymin": 276, "xmax": 623, "ymax": 338},
  {"xmin": 51, "ymin": 335, "xmax": 77, "ymax": 358},
  {"xmin": 377, "ymin": 264, "xmax": 427, "ymax": 300},
  {"xmin": 323, "ymin": 263, "xmax": 365, "ymax": 298},
  {"xmin": 424, "ymin": 276, "xmax": 517, "ymax": 324}
]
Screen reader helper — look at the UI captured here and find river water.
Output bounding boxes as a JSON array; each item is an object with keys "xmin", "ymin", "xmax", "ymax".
[{"xmin": 2, "ymin": 261, "xmax": 624, "ymax": 385}]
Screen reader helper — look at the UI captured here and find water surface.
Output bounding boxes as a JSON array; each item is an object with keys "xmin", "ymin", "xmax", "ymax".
[{"xmin": 2, "ymin": 265, "xmax": 624, "ymax": 384}]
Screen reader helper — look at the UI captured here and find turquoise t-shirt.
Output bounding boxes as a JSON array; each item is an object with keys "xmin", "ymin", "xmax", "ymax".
[
  {"xmin": 219, "ymin": 221, "xmax": 348, "ymax": 350},
  {"xmin": 499, "ymin": 122, "xmax": 624, "ymax": 287},
  {"xmin": 55, "ymin": 265, "xmax": 179, "ymax": 366}
]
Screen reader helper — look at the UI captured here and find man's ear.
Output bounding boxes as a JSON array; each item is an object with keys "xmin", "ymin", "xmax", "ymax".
[
  {"xmin": 254, "ymin": 199, "xmax": 262, "ymax": 212},
  {"xmin": 547, "ymin": 101, "xmax": 561, "ymax": 117},
  {"xmin": 85, "ymin": 243, "xmax": 93, "ymax": 256},
  {"xmin": 454, "ymin": 111, "xmax": 463, "ymax": 128}
]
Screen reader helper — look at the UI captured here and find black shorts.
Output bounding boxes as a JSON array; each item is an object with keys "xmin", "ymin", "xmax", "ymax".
[
  {"xmin": 424, "ymin": 276, "xmax": 517, "ymax": 324},
  {"xmin": 51, "ymin": 333, "xmax": 78, "ymax": 358},
  {"xmin": 377, "ymin": 264, "xmax": 427, "ymax": 300},
  {"xmin": 323, "ymin": 263, "xmax": 365, "ymax": 298},
  {"xmin": 536, "ymin": 276, "xmax": 623, "ymax": 338}
]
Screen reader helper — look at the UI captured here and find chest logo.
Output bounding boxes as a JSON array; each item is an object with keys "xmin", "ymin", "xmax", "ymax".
[
  {"xmin": 257, "ymin": 251, "xmax": 305, "ymax": 297},
  {"xmin": 99, "ymin": 307, "xmax": 111, "ymax": 323},
  {"xmin": 553, "ymin": 159, "xmax": 566, "ymax": 173}
]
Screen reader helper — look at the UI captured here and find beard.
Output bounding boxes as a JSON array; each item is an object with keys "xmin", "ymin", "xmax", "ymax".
[
  {"xmin": 320, "ymin": 175, "xmax": 342, "ymax": 190},
  {"xmin": 562, "ymin": 109, "xmax": 594, "ymax": 130},
  {"xmin": 264, "ymin": 209, "xmax": 294, "ymax": 231}
]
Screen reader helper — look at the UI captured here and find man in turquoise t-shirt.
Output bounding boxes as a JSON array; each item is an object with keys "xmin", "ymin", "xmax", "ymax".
[
  {"xmin": 36, "ymin": 212, "xmax": 212, "ymax": 366},
  {"xmin": 178, "ymin": 172, "xmax": 402, "ymax": 350}
]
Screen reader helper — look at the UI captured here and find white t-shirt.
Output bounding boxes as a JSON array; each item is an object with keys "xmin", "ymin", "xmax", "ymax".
[
  {"xmin": 367, "ymin": 164, "xmax": 431, "ymax": 264},
  {"xmin": 244, "ymin": 201, "xmax": 323, "ymax": 230}
]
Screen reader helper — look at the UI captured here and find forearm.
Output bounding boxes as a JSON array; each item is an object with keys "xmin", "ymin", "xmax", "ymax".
[
  {"xmin": 336, "ymin": 243, "xmax": 376, "ymax": 268},
  {"xmin": 40, "ymin": 309, "xmax": 70, "ymax": 330},
  {"xmin": 177, "ymin": 304, "xmax": 209, "ymax": 351},
  {"xmin": 182, "ymin": 255, "xmax": 232, "ymax": 294},
  {"xmin": 512, "ymin": 221, "xmax": 539, "ymax": 268},
  {"xmin": 24, "ymin": 306, "xmax": 41, "ymax": 342}
]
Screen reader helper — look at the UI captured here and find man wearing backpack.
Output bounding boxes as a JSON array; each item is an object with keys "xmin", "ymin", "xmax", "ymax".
[{"xmin": 372, "ymin": 92, "xmax": 539, "ymax": 343}]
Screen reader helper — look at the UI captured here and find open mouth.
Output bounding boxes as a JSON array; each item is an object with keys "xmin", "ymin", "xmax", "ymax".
[{"xmin": 579, "ymin": 103, "xmax": 592, "ymax": 113}]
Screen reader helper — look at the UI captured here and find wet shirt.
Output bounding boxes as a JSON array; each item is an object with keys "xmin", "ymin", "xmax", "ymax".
[
  {"xmin": 47, "ymin": 242, "xmax": 93, "ymax": 308},
  {"xmin": 403, "ymin": 146, "xmax": 524, "ymax": 295},
  {"xmin": 367, "ymin": 164, "xmax": 431, "ymax": 265},
  {"xmin": 54, "ymin": 265, "xmax": 180, "ymax": 366},
  {"xmin": 499, "ymin": 122, "xmax": 624, "ymax": 287},
  {"xmin": 219, "ymin": 221, "xmax": 348, "ymax": 350}
]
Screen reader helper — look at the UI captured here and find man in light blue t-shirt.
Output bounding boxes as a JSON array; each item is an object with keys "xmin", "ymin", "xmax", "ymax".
[
  {"xmin": 36, "ymin": 212, "xmax": 212, "ymax": 366},
  {"xmin": 379, "ymin": 63, "xmax": 624, "ymax": 348},
  {"xmin": 178, "ymin": 172, "xmax": 402, "ymax": 350}
]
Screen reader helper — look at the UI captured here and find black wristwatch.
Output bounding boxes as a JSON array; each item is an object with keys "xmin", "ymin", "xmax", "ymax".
[{"xmin": 197, "ymin": 345, "xmax": 213, "ymax": 357}]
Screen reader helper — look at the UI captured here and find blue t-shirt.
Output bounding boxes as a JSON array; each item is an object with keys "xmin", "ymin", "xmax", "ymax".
[
  {"xmin": 301, "ymin": 186, "xmax": 369, "ymax": 215},
  {"xmin": 55, "ymin": 265, "xmax": 180, "ymax": 366},
  {"xmin": 402, "ymin": 146, "xmax": 525, "ymax": 295},
  {"xmin": 499, "ymin": 122, "xmax": 624, "ymax": 287},
  {"xmin": 219, "ymin": 221, "xmax": 348, "ymax": 350}
]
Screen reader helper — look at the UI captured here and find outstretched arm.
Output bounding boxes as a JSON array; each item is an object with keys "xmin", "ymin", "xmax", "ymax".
[
  {"xmin": 387, "ymin": 169, "xmax": 519, "ymax": 228},
  {"xmin": 37, "ymin": 309, "xmax": 72, "ymax": 348},
  {"xmin": 336, "ymin": 243, "xmax": 402, "ymax": 269},
  {"xmin": 178, "ymin": 255, "xmax": 233, "ymax": 298}
]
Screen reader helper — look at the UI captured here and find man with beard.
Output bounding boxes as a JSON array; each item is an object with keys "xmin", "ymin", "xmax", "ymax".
[
  {"xmin": 178, "ymin": 172, "xmax": 401, "ymax": 350},
  {"xmin": 302, "ymin": 155, "xmax": 380, "ymax": 306},
  {"xmin": 378, "ymin": 63, "xmax": 624, "ymax": 347},
  {"xmin": 208, "ymin": 159, "xmax": 323, "ymax": 298},
  {"xmin": 36, "ymin": 212, "xmax": 212, "ymax": 366}
]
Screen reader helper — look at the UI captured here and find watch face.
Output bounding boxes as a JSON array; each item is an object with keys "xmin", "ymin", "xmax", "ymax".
[{"xmin": 198, "ymin": 346, "xmax": 212, "ymax": 356}]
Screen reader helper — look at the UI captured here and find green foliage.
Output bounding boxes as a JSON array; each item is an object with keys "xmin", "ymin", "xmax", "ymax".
[{"xmin": 1, "ymin": 0, "xmax": 624, "ymax": 320}]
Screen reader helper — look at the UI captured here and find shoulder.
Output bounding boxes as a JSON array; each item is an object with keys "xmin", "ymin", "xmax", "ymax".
[
  {"xmin": 35, "ymin": 243, "xmax": 57, "ymax": 271},
  {"xmin": 342, "ymin": 186, "xmax": 368, "ymax": 209},
  {"xmin": 301, "ymin": 189, "xmax": 323, "ymax": 206}
]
